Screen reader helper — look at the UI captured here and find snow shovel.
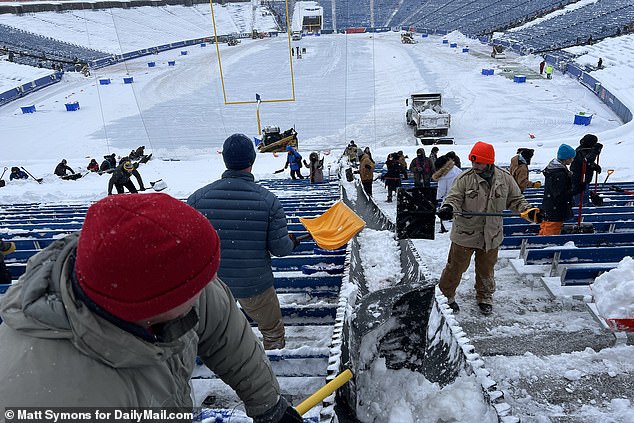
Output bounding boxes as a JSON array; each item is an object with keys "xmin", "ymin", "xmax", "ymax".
[
  {"xmin": 577, "ymin": 160, "xmax": 587, "ymax": 227},
  {"xmin": 609, "ymin": 185, "xmax": 634, "ymax": 195},
  {"xmin": 589, "ymin": 154, "xmax": 604, "ymax": 206},
  {"xmin": 454, "ymin": 207, "xmax": 542, "ymax": 223},
  {"xmin": 150, "ymin": 179, "xmax": 167, "ymax": 191},
  {"xmin": 0, "ymin": 166, "xmax": 6, "ymax": 187},
  {"xmin": 21, "ymin": 166, "xmax": 43, "ymax": 184},
  {"xmin": 273, "ymin": 167, "xmax": 286, "ymax": 174},
  {"xmin": 299, "ymin": 201, "xmax": 366, "ymax": 250},
  {"xmin": 602, "ymin": 168, "xmax": 615, "ymax": 185}
]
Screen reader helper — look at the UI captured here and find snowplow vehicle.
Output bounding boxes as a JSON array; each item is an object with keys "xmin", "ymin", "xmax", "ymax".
[
  {"xmin": 257, "ymin": 126, "xmax": 299, "ymax": 153},
  {"xmin": 491, "ymin": 45, "xmax": 506, "ymax": 59},
  {"xmin": 400, "ymin": 32, "xmax": 416, "ymax": 44},
  {"xmin": 405, "ymin": 93, "xmax": 451, "ymax": 137}
]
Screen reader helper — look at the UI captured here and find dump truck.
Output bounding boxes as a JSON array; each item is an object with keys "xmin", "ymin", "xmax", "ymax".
[
  {"xmin": 405, "ymin": 93, "xmax": 451, "ymax": 137},
  {"xmin": 257, "ymin": 126, "xmax": 299, "ymax": 153}
]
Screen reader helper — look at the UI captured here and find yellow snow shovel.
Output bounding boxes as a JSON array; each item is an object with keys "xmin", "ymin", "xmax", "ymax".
[{"xmin": 299, "ymin": 201, "xmax": 366, "ymax": 250}]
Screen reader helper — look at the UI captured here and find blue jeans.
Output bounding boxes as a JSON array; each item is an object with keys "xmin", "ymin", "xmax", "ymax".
[{"xmin": 572, "ymin": 187, "xmax": 591, "ymax": 207}]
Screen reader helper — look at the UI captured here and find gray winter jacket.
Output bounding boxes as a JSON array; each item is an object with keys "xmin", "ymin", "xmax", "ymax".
[
  {"xmin": 0, "ymin": 233, "xmax": 280, "ymax": 417},
  {"xmin": 187, "ymin": 170, "xmax": 294, "ymax": 299}
]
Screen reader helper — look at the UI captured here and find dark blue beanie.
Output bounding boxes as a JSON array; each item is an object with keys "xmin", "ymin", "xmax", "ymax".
[
  {"xmin": 222, "ymin": 134, "xmax": 256, "ymax": 170},
  {"xmin": 557, "ymin": 144, "xmax": 576, "ymax": 160}
]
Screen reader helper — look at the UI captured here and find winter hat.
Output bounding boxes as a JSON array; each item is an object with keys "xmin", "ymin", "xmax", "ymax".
[
  {"xmin": 434, "ymin": 155, "xmax": 448, "ymax": 170},
  {"xmin": 521, "ymin": 148, "xmax": 534, "ymax": 164},
  {"xmin": 222, "ymin": 133, "xmax": 257, "ymax": 170},
  {"xmin": 579, "ymin": 134, "xmax": 598, "ymax": 148},
  {"xmin": 557, "ymin": 144, "xmax": 576, "ymax": 160},
  {"xmin": 416, "ymin": 148, "xmax": 425, "ymax": 156},
  {"xmin": 468, "ymin": 141, "xmax": 495, "ymax": 164},
  {"xmin": 75, "ymin": 193, "xmax": 220, "ymax": 321}
]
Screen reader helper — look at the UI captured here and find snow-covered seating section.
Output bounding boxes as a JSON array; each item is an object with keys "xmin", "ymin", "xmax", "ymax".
[
  {"xmin": 0, "ymin": 178, "xmax": 352, "ymax": 417},
  {"xmin": 0, "ymin": 4, "xmax": 224, "ymax": 55},
  {"xmin": 264, "ymin": 0, "xmax": 290, "ymax": 31},
  {"xmin": 497, "ymin": 0, "xmax": 634, "ymax": 53},
  {"xmin": 0, "ymin": 23, "xmax": 110, "ymax": 68},
  {"xmin": 333, "ymin": 0, "xmax": 372, "ymax": 29},
  {"xmin": 370, "ymin": 0, "xmax": 401, "ymax": 29},
  {"xmin": 499, "ymin": 182, "xmax": 634, "ymax": 315},
  {"xmin": 391, "ymin": 0, "xmax": 574, "ymax": 35}
]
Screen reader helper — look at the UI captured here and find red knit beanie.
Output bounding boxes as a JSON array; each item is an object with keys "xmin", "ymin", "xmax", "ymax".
[
  {"xmin": 75, "ymin": 193, "xmax": 220, "ymax": 321},
  {"xmin": 468, "ymin": 141, "xmax": 495, "ymax": 164}
]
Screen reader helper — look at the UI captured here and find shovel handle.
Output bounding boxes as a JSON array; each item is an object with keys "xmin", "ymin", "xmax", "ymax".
[
  {"xmin": 296, "ymin": 234, "xmax": 312, "ymax": 241},
  {"xmin": 295, "ymin": 369, "xmax": 353, "ymax": 415}
]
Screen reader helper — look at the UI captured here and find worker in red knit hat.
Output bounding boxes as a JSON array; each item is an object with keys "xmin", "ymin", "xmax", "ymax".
[
  {"xmin": 0, "ymin": 193, "xmax": 301, "ymax": 423},
  {"xmin": 436, "ymin": 141, "xmax": 539, "ymax": 316}
]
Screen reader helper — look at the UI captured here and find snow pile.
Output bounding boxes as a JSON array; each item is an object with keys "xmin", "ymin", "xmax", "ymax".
[
  {"xmin": 592, "ymin": 256, "xmax": 634, "ymax": 318},
  {"xmin": 357, "ymin": 229, "xmax": 403, "ymax": 292},
  {"xmin": 356, "ymin": 358, "xmax": 497, "ymax": 423}
]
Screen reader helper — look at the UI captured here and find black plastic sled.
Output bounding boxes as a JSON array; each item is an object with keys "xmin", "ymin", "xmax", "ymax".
[{"xmin": 61, "ymin": 173, "xmax": 83, "ymax": 181}]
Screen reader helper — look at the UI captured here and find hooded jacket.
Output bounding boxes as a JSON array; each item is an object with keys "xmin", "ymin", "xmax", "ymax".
[
  {"xmin": 187, "ymin": 170, "xmax": 294, "ymax": 299},
  {"xmin": 285, "ymin": 147, "xmax": 302, "ymax": 171},
  {"xmin": 359, "ymin": 153, "xmax": 375, "ymax": 182},
  {"xmin": 570, "ymin": 143, "xmax": 602, "ymax": 194},
  {"xmin": 541, "ymin": 158, "xmax": 574, "ymax": 222},
  {"xmin": 432, "ymin": 158, "xmax": 462, "ymax": 201},
  {"xmin": 0, "ymin": 233, "xmax": 280, "ymax": 416},
  {"xmin": 442, "ymin": 167, "xmax": 532, "ymax": 251},
  {"xmin": 509, "ymin": 153, "xmax": 533, "ymax": 192},
  {"xmin": 409, "ymin": 153, "xmax": 432, "ymax": 186}
]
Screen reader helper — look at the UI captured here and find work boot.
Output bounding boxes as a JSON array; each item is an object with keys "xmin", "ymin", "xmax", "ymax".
[
  {"xmin": 447, "ymin": 301, "xmax": 460, "ymax": 313},
  {"xmin": 478, "ymin": 303, "xmax": 493, "ymax": 316}
]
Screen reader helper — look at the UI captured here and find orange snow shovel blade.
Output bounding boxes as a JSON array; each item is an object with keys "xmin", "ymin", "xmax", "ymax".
[{"xmin": 299, "ymin": 201, "xmax": 366, "ymax": 250}]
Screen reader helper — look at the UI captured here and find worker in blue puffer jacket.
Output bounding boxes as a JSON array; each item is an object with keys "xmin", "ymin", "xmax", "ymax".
[{"xmin": 284, "ymin": 145, "xmax": 304, "ymax": 180}]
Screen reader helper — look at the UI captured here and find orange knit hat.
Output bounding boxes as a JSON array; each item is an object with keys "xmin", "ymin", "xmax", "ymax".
[{"xmin": 468, "ymin": 141, "xmax": 495, "ymax": 164}]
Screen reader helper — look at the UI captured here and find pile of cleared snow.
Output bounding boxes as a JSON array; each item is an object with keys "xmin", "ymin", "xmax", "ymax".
[
  {"xmin": 356, "ymin": 358, "xmax": 497, "ymax": 423},
  {"xmin": 357, "ymin": 229, "xmax": 402, "ymax": 292},
  {"xmin": 592, "ymin": 256, "xmax": 634, "ymax": 318}
]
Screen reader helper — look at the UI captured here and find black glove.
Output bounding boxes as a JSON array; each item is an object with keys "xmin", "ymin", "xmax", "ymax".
[
  {"xmin": 277, "ymin": 406, "xmax": 302, "ymax": 423},
  {"xmin": 592, "ymin": 142, "xmax": 603, "ymax": 154},
  {"xmin": 525, "ymin": 208, "xmax": 544, "ymax": 223},
  {"xmin": 288, "ymin": 234, "xmax": 300, "ymax": 248},
  {"xmin": 593, "ymin": 163, "xmax": 602, "ymax": 174},
  {"xmin": 253, "ymin": 397, "xmax": 302, "ymax": 423},
  {"xmin": 437, "ymin": 205, "xmax": 454, "ymax": 220}
]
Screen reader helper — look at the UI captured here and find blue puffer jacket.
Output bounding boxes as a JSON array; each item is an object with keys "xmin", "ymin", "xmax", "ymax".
[
  {"xmin": 187, "ymin": 170, "xmax": 294, "ymax": 298},
  {"xmin": 286, "ymin": 147, "xmax": 302, "ymax": 171}
]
